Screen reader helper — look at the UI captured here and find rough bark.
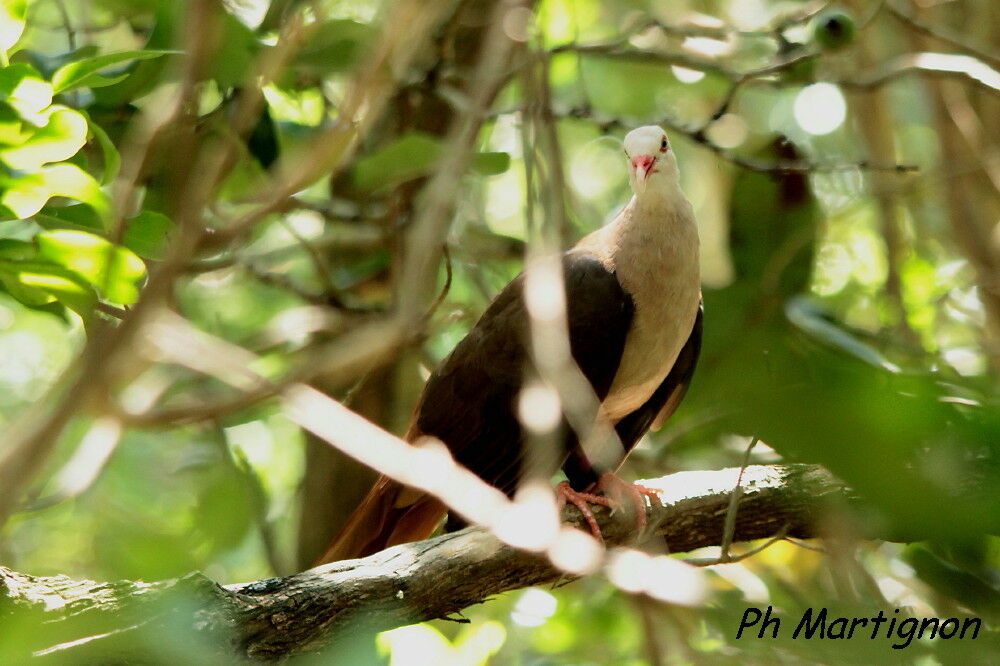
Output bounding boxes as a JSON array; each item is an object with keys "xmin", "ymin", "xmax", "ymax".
[{"xmin": 2, "ymin": 464, "xmax": 844, "ymax": 661}]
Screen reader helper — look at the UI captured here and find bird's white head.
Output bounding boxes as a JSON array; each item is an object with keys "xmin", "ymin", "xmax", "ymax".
[{"xmin": 623, "ymin": 125, "xmax": 679, "ymax": 197}]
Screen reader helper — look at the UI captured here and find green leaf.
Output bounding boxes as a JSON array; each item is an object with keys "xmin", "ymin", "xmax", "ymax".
[
  {"xmin": 352, "ymin": 132, "xmax": 510, "ymax": 193},
  {"xmin": 123, "ymin": 210, "xmax": 172, "ymax": 260},
  {"xmin": 1, "ymin": 163, "xmax": 110, "ymax": 224},
  {"xmin": 0, "ymin": 0, "xmax": 28, "ymax": 53},
  {"xmin": 0, "ymin": 236, "xmax": 33, "ymax": 259},
  {"xmin": 33, "ymin": 202, "xmax": 104, "ymax": 232},
  {"xmin": 0, "ymin": 106, "xmax": 88, "ymax": 169},
  {"xmin": 785, "ymin": 296, "xmax": 901, "ymax": 372},
  {"xmin": 51, "ymin": 50, "xmax": 177, "ymax": 93},
  {"xmin": 472, "ymin": 152, "xmax": 510, "ymax": 176},
  {"xmin": 36, "ymin": 230, "xmax": 146, "ymax": 304},
  {"xmin": 0, "ymin": 63, "xmax": 53, "ymax": 124},
  {"xmin": 83, "ymin": 111, "xmax": 120, "ymax": 184},
  {"xmin": 0, "ymin": 257, "xmax": 97, "ymax": 313},
  {"xmin": 0, "ymin": 102, "xmax": 26, "ymax": 144},
  {"xmin": 352, "ymin": 132, "xmax": 440, "ymax": 192},
  {"xmin": 294, "ymin": 19, "xmax": 375, "ymax": 74},
  {"xmin": 0, "ymin": 265, "xmax": 54, "ymax": 306},
  {"xmin": 15, "ymin": 264, "xmax": 95, "ymax": 313},
  {"xmin": 210, "ymin": 13, "xmax": 260, "ymax": 88}
]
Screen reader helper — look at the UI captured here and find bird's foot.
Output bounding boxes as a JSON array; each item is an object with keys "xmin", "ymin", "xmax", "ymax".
[
  {"xmin": 555, "ymin": 481, "xmax": 611, "ymax": 540},
  {"xmin": 555, "ymin": 473, "xmax": 660, "ymax": 540},
  {"xmin": 591, "ymin": 472, "xmax": 659, "ymax": 532}
]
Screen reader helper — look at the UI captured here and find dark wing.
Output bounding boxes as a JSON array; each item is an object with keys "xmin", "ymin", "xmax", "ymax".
[
  {"xmin": 561, "ymin": 303, "xmax": 703, "ymax": 490},
  {"xmin": 414, "ymin": 250, "xmax": 634, "ymax": 498},
  {"xmin": 614, "ymin": 304, "xmax": 703, "ymax": 450}
]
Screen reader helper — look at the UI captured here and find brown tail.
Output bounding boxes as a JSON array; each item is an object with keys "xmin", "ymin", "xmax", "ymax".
[{"xmin": 313, "ymin": 475, "xmax": 447, "ymax": 566}]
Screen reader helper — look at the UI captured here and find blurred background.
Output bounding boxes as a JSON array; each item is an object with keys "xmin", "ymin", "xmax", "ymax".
[{"xmin": 0, "ymin": 0, "xmax": 998, "ymax": 662}]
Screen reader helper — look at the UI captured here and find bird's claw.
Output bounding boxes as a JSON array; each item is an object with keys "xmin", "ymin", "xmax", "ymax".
[
  {"xmin": 592, "ymin": 472, "xmax": 658, "ymax": 532},
  {"xmin": 556, "ymin": 473, "xmax": 660, "ymax": 540},
  {"xmin": 556, "ymin": 481, "xmax": 610, "ymax": 540}
]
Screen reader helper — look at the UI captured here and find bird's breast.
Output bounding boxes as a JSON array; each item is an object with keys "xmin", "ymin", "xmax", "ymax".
[{"xmin": 601, "ymin": 210, "xmax": 701, "ymax": 422}]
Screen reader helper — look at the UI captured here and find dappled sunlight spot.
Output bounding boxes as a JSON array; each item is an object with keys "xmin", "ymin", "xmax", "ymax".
[
  {"xmin": 705, "ymin": 113, "xmax": 747, "ymax": 149},
  {"xmin": 942, "ymin": 347, "xmax": 984, "ymax": 376},
  {"xmin": 848, "ymin": 230, "xmax": 888, "ymax": 287},
  {"xmin": 118, "ymin": 369, "xmax": 172, "ymax": 415},
  {"xmin": 811, "ymin": 169, "xmax": 866, "ymax": 213},
  {"xmin": 453, "ymin": 621, "xmax": 506, "ymax": 664},
  {"xmin": 47, "ymin": 417, "xmax": 122, "ymax": 499},
  {"xmin": 2, "ymin": 164, "xmax": 108, "ymax": 220},
  {"xmin": 225, "ymin": 420, "xmax": 274, "ymax": 467},
  {"xmin": 523, "ymin": 258, "xmax": 565, "ymax": 323},
  {"xmin": 378, "ymin": 621, "xmax": 506, "ymax": 666},
  {"xmin": 813, "ymin": 243, "xmax": 852, "ymax": 296},
  {"xmin": 261, "ymin": 85, "xmax": 325, "ymax": 126},
  {"xmin": 876, "ymin": 576, "xmax": 925, "ymax": 611},
  {"xmin": 638, "ymin": 467, "xmax": 771, "ymax": 504},
  {"xmin": 547, "ymin": 526, "xmax": 603, "ymax": 575},
  {"xmin": 192, "ymin": 266, "xmax": 237, "ymax": 287},
  {"xmin": 377, "ymin": 624, "xmax": 452, "ymax": 666},
  {"xmin": 494, "ymin": 481, "xmax": 559, "ymax": 551},
  {"xmin": 794, "ymin": 83, "xmax": 846, "ymax": 136},
  {"xmin": 262, "ymin": 305, "xmax": 344, "ymax": 346},
  {"xmin": 1, "ymin": 107, "xmax": 88, "ymax": 170},
  {"xmin": 226, "ymin": 0, "xmax": 269, "ymax": 28},
  {"xmin": 948, "ymin": 285, "xmax": 985, "ymax": 323},
  {"xmin": 682, "ymin": 36, "xmax": 732, "ymax": 58},
  {"xmin": 284, "ymin": 209, "xmax": 325, "ymax": 238},
  {"xmin": 538, "ymin": 0, "xmax": 593, "ymax": 44},
  {"xmin": 10, "ymin": 77, "xmax": 53, "ymax": 123},
  {"xmin": 488, "ymin": 113, "xmax": 520, "ymax": 157},
  {"xmin": 409, "ymin": 438, "xmax": 456, "ymax": 491},
  {"xmin": 671, "ymin": 65, "xmax": 705, "ymax": 84},
  {"xmin": 606, "ymin": 548, "xmax": 648, "ymax": 594},
  {"xmin": 510, "ymin": 588, "xmax": 557, "ymax": 627},
  {"xmin": 484, "ymin": 168, "xmax": 524, "ymax": 237},
  {"xmin": 0, "ymin": 330, "xmax": 45, "ymax": 387},
  {"xmin": 887, "ymin": 552, "xmax": 916, "ymax": 579},
  {"xmin": 707, "ymin": 562, "xmax": 769, "ymax": 603},
  {"xmin": 570, "ymin": 140, "xmax": 626, "ymax": 199},
  {"xmin": 645, "ymin": 555, "xmax": 707, "ymax": 606},
  {"xmin": 286, "ymin": 385, "xmax": 511, "ymax": 528},
  {"xmin": 913, "ymin": 52, "xmax": 1000, "ymax": 92},
  {"xmin": 518, "ymin": 382, "xmax": 561, "ymax": 433}
]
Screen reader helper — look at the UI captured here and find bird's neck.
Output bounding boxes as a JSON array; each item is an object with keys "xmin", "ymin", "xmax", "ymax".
[
  {"xmin": 573, "ymin": 178, "xmax": 698, "ymax": 268},
  {"xmin": 620, "ymin": 179, "xmax": 695, "ymax": 243},
  {"xmin": 630, "ymin": 178, "xmax": 688, "ymax": 218}
]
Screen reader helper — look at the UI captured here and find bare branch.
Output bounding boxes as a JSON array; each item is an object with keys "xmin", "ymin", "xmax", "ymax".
[
  {"xmin": 1, "ymin": 464, "xmax": 844, "ymax": 661},
  {"xmin": 839, "ymin": 52, "xmax": 1000, "ymax": 94},
  {"xmin": 884, "ymin": 0, "xmax": 1000, "ymax": 71},
  {"xmin": 548, "ymin": 106, "xmax": 918, "ymax": 174}
]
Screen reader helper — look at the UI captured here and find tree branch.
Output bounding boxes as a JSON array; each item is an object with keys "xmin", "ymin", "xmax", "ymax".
[{"xmin": 2, "ymin": 464, "xmax": 845, "ymax": 661}]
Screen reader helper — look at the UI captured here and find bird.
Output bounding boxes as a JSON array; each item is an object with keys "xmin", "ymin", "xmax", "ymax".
[{"xmin": 316, "ymin": 125, "xmax": 702, "ymax": 564}]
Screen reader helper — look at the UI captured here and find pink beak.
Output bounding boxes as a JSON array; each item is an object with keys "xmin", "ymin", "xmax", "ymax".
[{"xmin": 631, "ymin": 155, "xmax": 655, "ymax": 189}]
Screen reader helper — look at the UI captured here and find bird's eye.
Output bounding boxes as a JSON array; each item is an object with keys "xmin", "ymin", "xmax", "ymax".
[{"xmin": 660, "ymin": 137, "xmax": 668, "ymax": 152}]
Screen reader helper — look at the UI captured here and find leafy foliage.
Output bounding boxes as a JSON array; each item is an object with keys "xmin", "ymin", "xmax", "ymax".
[{"xmin": 0, "ymin": 0, "xmax": 998, "ymax": 663}]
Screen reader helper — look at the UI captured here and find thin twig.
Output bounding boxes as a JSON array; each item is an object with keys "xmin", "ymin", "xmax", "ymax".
[
  {"xmin": 884, "ymin": 0, "xmax": 1000, "ymax": 71},
  {"xmin": 685, "ymin": 525, "xmax": 791, "ymax": 567},
  {"xmin": 552, "ymin": 106, "xmax": 919, "ymax": 174},
  {"xmin": 719, "ymin": 437, "xmax": 758, "ymax": 562}
]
